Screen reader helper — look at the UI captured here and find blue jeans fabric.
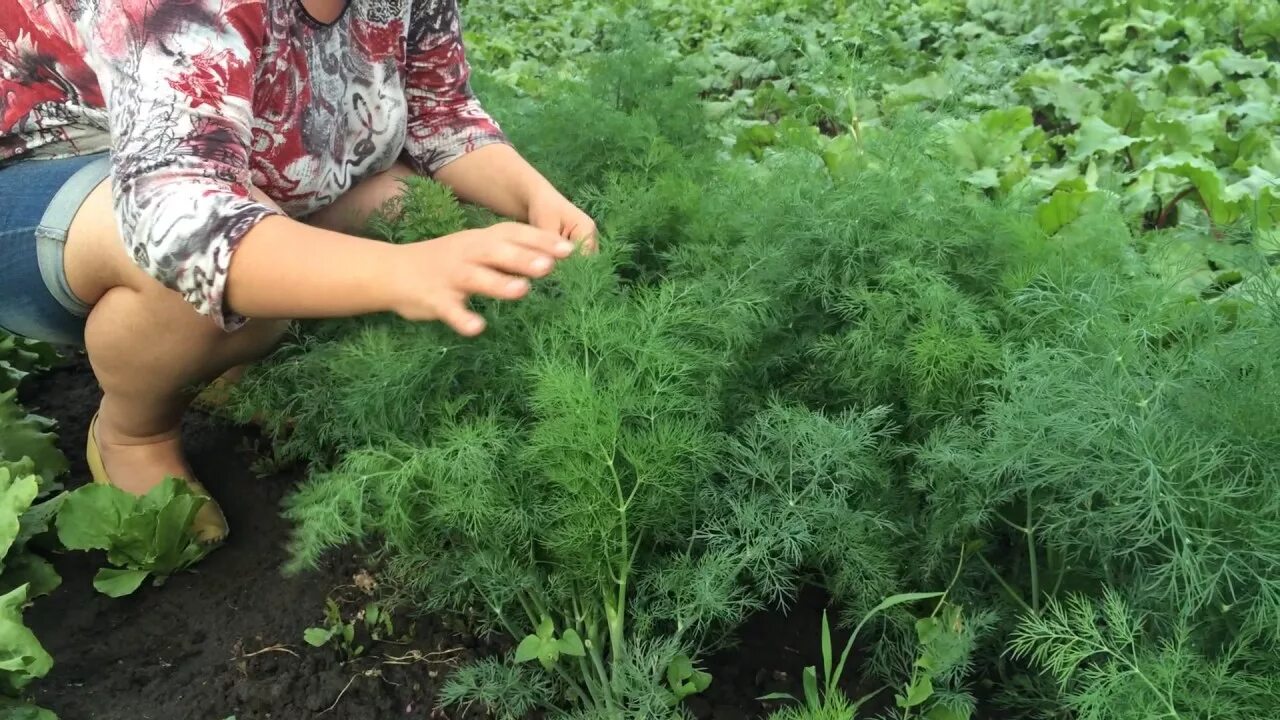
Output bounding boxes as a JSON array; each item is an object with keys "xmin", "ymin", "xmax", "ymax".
[{"xmin": 0, "ymin": 152, "xmax": 110, "ymax": 347}]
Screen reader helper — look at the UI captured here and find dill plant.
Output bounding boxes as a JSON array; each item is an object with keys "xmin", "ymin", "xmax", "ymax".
[
  {"xmin": 232, "ymin": 37, "xmax": 1280, "ymax": 720},
  {"xmin": 233, "ymin": 49, "xmax": 913, "ymax": 718},
  {"xmin": 250, "ymin": 246, "xmax": 901, "ymax": 716}
]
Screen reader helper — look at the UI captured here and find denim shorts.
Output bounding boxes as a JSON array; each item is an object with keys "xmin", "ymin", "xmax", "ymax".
[{"xmin": 0, "ymin": 152, "xmax": 110, "ymax": 348}]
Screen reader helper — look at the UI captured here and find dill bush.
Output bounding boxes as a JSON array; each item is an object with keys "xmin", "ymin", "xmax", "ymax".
[{"xmin": 235, "ymin": 44, "xmax": 1280, "ymax": 720}]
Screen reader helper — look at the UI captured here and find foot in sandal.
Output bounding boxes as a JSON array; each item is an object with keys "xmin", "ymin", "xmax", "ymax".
[{"xmin": 86, "ymin": 410, "xmax": 229, "ymax": 545}]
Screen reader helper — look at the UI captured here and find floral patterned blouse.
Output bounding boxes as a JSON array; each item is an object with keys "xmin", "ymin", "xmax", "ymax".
[{"xmin": 1, "ymin": 0, "xmax": 507, "ymax": 328}]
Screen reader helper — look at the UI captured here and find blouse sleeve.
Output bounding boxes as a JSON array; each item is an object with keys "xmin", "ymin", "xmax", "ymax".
[
  {"xmin": 401, "ymin": 0, "xmax": 508, "ymax": 175},
  {"xmin": 81, "ymin": 0, "xmax": 282, "ymax": 330}
]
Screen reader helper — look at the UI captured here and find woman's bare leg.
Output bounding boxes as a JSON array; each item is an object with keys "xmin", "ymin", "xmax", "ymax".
[{"xmin": 62, "ymin": 163, "xmax": 418, "ymax": 498}]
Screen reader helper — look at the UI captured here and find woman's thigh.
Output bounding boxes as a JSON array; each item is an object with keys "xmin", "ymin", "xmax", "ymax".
[
  {"xmin": 0, "ymin": 153, "xmax": 110, "ymax": 346},
  {"xmin": 4, "ymin": 157, "xmax": 419, "ymax": 346},
  {"xmin": 67, "ymin": 160, "xmax": 420, "ymax": 301}
]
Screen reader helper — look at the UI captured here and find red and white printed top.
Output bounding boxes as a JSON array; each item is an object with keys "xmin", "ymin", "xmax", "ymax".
[{"xmin": 1, "ymin": 0, "xmax": 507, "ymax": 328}]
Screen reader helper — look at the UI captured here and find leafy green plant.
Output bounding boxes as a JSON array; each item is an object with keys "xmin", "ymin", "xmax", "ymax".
[
  {"xmin": 0, "ymin": 394, "xmax": 67, "ymax": 492},
  {"xmin": 761, "ymin": 593, "xmax": 942, "ymax": 717},
  {"xmin": 0, "ymin": 335, "xmax": 58, "ymax": 395},
  {"xmin": 55, "ymin": 478, "xmax": 211, "ymax": 597},
  {"xmin": 0, "ymin": 334, "xmax": 64, "ymax": 719},
  {"xmin": 303, "ymin": 598, "xmax": 395, "ymax": 659},
  {"xmin": 0, "ymin": 464, "xmax": 56, "ymax": 717}
]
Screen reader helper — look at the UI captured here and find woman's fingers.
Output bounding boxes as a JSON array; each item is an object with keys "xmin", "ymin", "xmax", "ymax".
[
  {"xmin": 498, "ymin": 222, "xmax": 576, "ymax": 257},
  {"xmin": 436, "ymin": 297, "xmax": 487, "ymax": 337},
  {"xmin": 473, "ymin": 238, "xmax": 558, "ymax": 278},
  {"xmin": 459, "ymin": 264, "xmax": 531, "ymax": 300}
]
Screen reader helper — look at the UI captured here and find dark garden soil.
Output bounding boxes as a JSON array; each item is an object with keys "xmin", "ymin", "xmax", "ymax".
[{"xmin": 24, "ymin": 356, "xmax": 854, "ymax": 720}]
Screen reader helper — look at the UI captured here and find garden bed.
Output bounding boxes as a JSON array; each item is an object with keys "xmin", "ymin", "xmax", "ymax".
[{"xmin": 24, "ymin": 356, "xmax": 857, "ymax": 720}]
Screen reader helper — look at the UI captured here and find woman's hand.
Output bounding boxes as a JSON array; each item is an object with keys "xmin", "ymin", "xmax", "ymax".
[
  {"xmin": 527, "ymin": 187, "xmax": 599, "ymax": 252},
  {"xmin": 432, "ymin": 144, "xmax": 599, "ymax": 252},
  {"xmin": 387, "ymin": 222, "xmax": 575, "ymax": 336}
]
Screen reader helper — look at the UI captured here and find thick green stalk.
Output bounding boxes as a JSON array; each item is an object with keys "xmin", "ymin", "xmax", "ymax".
[
  {"xmin": 976, "ymin": 553, "xmax": 1035, "ymax": 615},
  {"xmin": 604, "ymin": 582, "xmax": 627, "ymax": 691},
  {"xmin": 1027, "ymin": 494, "xmax": 1040, "ymax": 613},
  {"xmin": 605, "ymin": 446, "xmax": 631, "ymax": 692},
  {"xmin": 586, "ymin": 614, "xmax": 618, "ymax": 711}
]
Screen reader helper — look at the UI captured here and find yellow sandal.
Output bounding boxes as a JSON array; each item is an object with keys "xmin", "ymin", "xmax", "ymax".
[{"xmin": 86, "ymin": 413, "xmax": 229, "ymax": 545}]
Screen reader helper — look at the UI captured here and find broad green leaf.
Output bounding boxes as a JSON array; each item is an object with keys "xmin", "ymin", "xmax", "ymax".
[
  {"xmin": 690, "ymin": 668, "xmax": 712, "ymax": 693},
  {"xmin": 1103, "ymin": 89, "xmax": 1143, "ymax": 133},
  {"xmin": 1017, "ymin": 67, "xmax": 1101, "ymax": 122},
  {"xmin": 0, "ymin": 336, "xmax": 57, "ymax": 394},
  {"xmin": 1071, "ymin": 117, "xmax": 1139, "ymax": 160},
  {"xmin": 883, "ymin": 73, "xmax": 949, "ymax": 106},
  {"xmin": 13, "ymin": 492, "xmax": 62, "ymax": 550},
  {"xmin": 55, "ymin": 484, "xmax": 133, "ymax": 551},
  {"xmin": 303, "ymin": 627, "xmax": 334, "ymax": 647},
  {"xmin": 93, "ymin": 568, "xmax": 149, "ymax": 598},
  {"xmin": 0, "ymin": 555, "xmax": 60, "ymax": 599},
  {"xmin": 898, "ymin": 675, "xmax": 934, "ymax": 708},
  {"xmin": 557, "ymin": 628, "xmax": 585, "ymax": 657},
  {"xmin": 1148, "ymin": 153, "xmax": 1246, "ymax": 225},
  {"xmin": 668, "ymin": 653, "xmax": 712, "ymax": 699},
  {"xmin": 966, "ymin": 168, "xmax": 1000, "ymax": 189},
  {"xmin": 916, "ymin": 617, "xmax": 941, "ymax": 645},
  {"xmin": 112, "ymin": 512, "xmax": 162, "ymax": 568},
  {"xmin": 821, "ymin": 133, "xmax": 863, "ymax": 178},
  {"xmin": 0, "ymin": 468, "xmax": 38, "ymax": 562},
  {"xmin": 948, "ymin": 106, "xmax": 1037, "ymax": 171},
  {"xmin": 0, "ymin": 392, "xmax": 67, "ymax": 487},
  {"xmin": 1036, "ymin": 188, "xmax": 1097, "ymax": 235},
  {"xmin": 0, "ymin": 696, "xmax": 58, "ymax": 720},
  {"xmin": 139, "ymin": 475, "xmax": 183, "ymax": 513},
  {"xmin": 151, "ymin": 492, "xmax": 206, "ymax": 572},
  {"xmin": 535, "ymin": 616, "xmax": 554, "ymax": 640},
  {"xmin": 514, "ymin": 634, "xmax": 542, "ymax": 663},
  {"xmin": 0, "ymin": 584, "xmax": 52, "ymax": 692}
]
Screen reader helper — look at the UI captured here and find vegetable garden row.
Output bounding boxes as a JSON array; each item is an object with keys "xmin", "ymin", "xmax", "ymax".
[{"xmin": 5, "ymin": 1, "xmax": 1279, "ymax": 718}]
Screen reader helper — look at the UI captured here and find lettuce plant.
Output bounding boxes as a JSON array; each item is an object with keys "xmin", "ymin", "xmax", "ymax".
[
  {"xmin": 56, "ymin": 478, "xmax": 211, "ymax": 597},
  {"xmin": 0, "ymin": 464, "xmax": 54, "ymax": 707},
  {"xmin": 0, "ymin": 337, "xmax": 65, "ymax": 719}
]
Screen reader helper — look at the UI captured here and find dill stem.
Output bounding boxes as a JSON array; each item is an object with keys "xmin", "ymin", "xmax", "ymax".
[
  {"xmin": 1027, "ymin": 495, "xmax": 1040, "ymax": 613},
  {"xmin": 474, "ymin": 582, "xmax": 522, "ymax": 639},
  {"xmin": 604, "ymin": 582, "xmax": 627, "ymax": 693},
  {"xmin": 976, "ymin": 553, "xmax": 1035, "ymax": 615},
  {"xmin": 1098, "ymin": 644, "xmax": 1182, "ymax": 720},
  {"xmin": 516, "ymin": 592, "xmax": 541, "ymax": 627},
  {"xmin": 606, "ymin": 448, "xmax": 630, "ymax": 692},
  {"xmin": 574, "ymin": 653, "xmax": 609, "ymax": 711},
  {"xmin": 587, "ymin": 638, "xmax": 616, "ymax": 711},
  {"xmin": 554, "ymin": 665, "xmax": 594, "ymax": 709},
  {"xmin": 1048, "ymin": 547, "xmax": 1067, "ymax": 597}
]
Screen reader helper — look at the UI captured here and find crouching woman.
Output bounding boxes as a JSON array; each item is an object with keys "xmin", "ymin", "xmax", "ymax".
[{"xmin": 0, "ymin": 0, "xmax": 595, "ymax": 544}]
